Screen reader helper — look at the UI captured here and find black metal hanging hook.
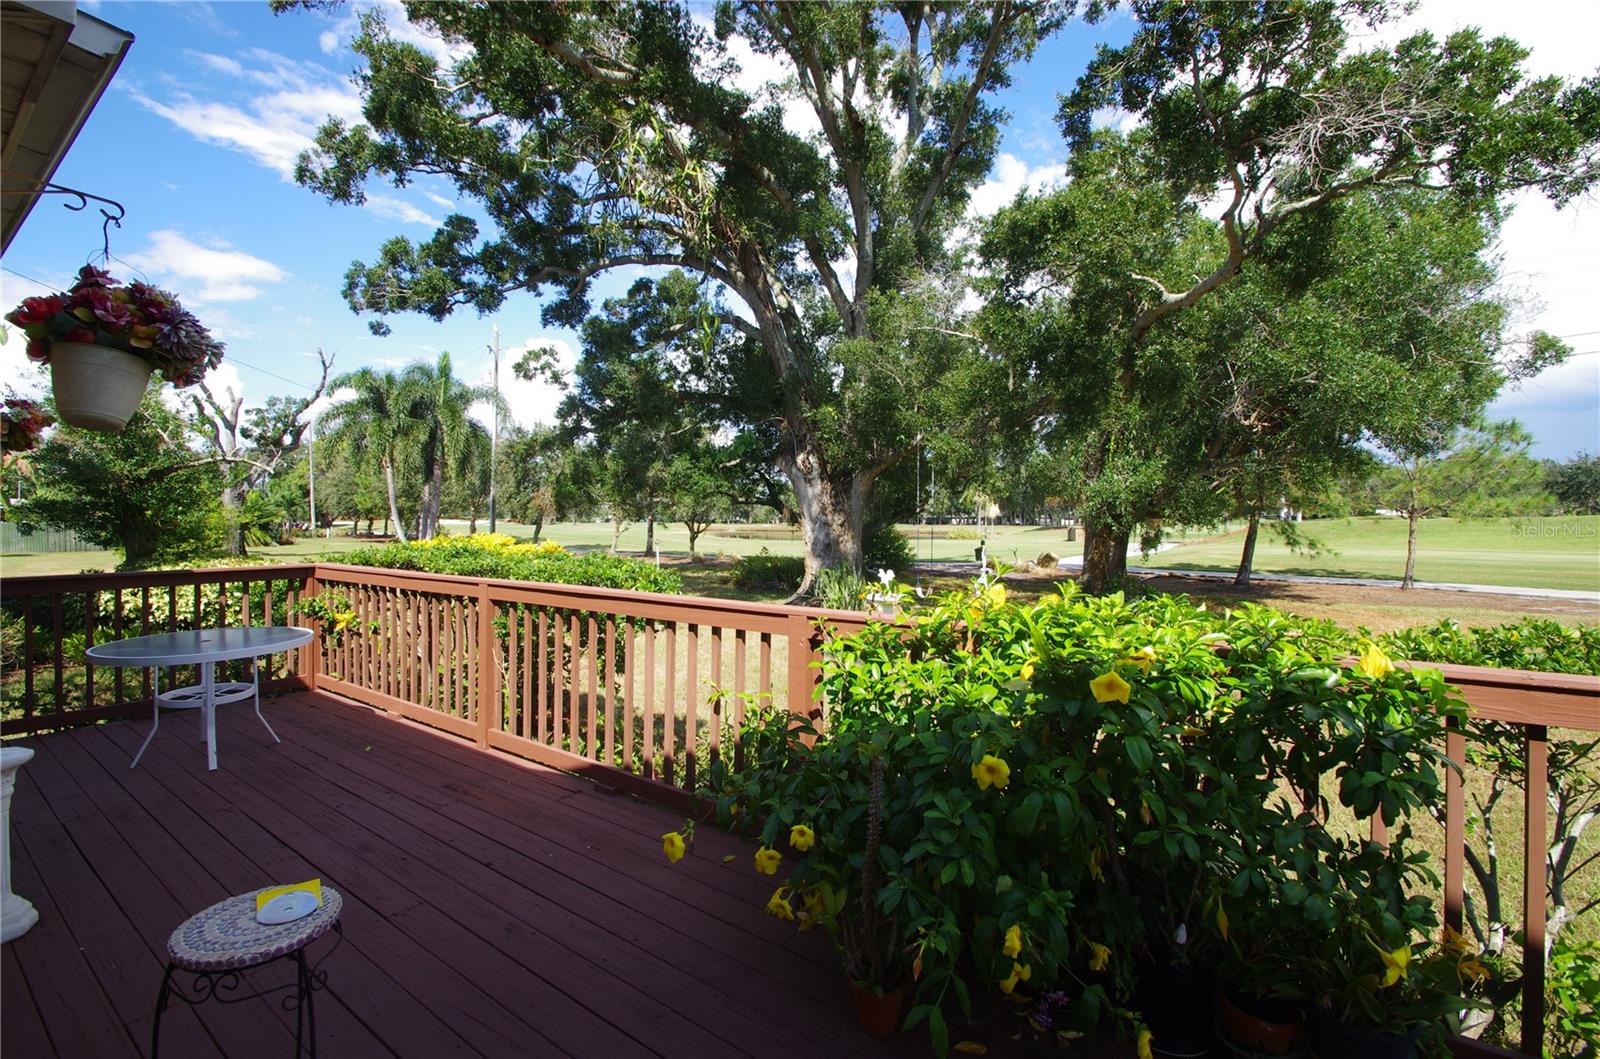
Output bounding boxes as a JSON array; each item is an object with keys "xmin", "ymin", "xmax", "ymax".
[{"xmin": 0, "ymin": 177, "xmax": 126, "ymax": 258}]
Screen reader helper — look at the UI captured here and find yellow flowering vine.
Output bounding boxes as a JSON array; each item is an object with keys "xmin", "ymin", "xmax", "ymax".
[
  {"xmin": 661, "ymin": 831, "xmax": 686, "ymax": 864},
  {"xmin": 972, "ymin": 754, "xmax": 1011, "ymax": 791},
  {"xmin": 1089, "ymin": 670, "xmax": 1131, "ymax": 704},
  {"xmin": 1122, "ymin": 645, "xmax": 1157, "ymax": 673},
  {"xmin": 1378, "ymin": 943, "xmax": 1410, "ymax": 987},
  {"xmin": 1087, "ymin": 941, "xmax": 1111, "ymax": 972},
  {"xmin": 764, "ymin": 888, "xmax": 795, "ymax": 921},
  {"xmin": 1137, "ymin": 1027, "xmax": 1153, "ymax": 1059},
  {"xmin": 997, "ymin": 961, "xmax": 1032, "ymax": 994},
  {"xmin": 1002, "ymin": 924, "xmax": 1023, "ymax": 959},
  {"xmin": 753, "ymin": 846, "xmax": 782, "ymax": 876},
  {"xmin": 788, "ymin": 824, "xmax": 816, "ymax": 852},
  {"xmin": 1358, "ymin": 642, "xmax": 1396, "ymax": 680}
]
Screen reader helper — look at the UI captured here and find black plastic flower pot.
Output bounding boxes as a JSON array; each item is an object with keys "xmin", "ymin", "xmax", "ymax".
[
  {"xmin": 1306, "ymin": 1012, "xmax": 1421, "ymax": 1059},
  {"xmin": 1135, "ymin": 962, "xmax": 1216, "ymax": 1057}
]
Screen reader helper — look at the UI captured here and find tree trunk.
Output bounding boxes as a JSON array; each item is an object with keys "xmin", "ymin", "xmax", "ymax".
[
  {"xmin": 686, "ymin": 520, "xmax": 704, "ymax": 557},
  {"xmin": 120, "ymin": 527, "xmax": 158, "ymax": 570},
  {"xmin": 1079, "ymin": 521, "xmax": 1129, "ymax": 594},
  {"xmin": 786, "ymin": 459, "xmax": 865, "ymax": 598},
  {"xmin": 1402, "ymin": 507, "xmax": 1420, "ymax": 589},
  {"xmin": 420, "ymin": 460, "xmax": 444, "ymax": 539},
  {"xmin": 383, "ymin": 457, "xmax": 408, "ymax": 544},
  {"xmin": 1234, "ymin": 507, "xmax": 1262, "ymax": 587},
  {"xmin": 220, "ymin": 481, "xmax": 249, "ymax": 557},
  {"xmin": 644, "ymin": 511, "xmax": 655, "ymax": 556},
  {"xmin": 533, "ymin": 514, "xmax": 544, "ymax": 542},
  {"xmin": 611, "ymin": 514, "xmax": 624, "ymax": 553}
]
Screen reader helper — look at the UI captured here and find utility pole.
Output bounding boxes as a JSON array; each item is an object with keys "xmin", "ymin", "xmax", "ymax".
[
  {"xmin": 488, "ymin": 325, "xmax": 500, "ymax": 534},
  {"xmin": 307, "ymin": 416, "xmax": 318, "ymax": 537}
]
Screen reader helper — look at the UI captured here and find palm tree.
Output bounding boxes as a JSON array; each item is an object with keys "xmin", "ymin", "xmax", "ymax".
[
  {"xmin": 322, "ymin": 367, "xmax": 412, "ymax": 543},
  {"xmin": 398, "ymin": 352, "xmax": 504, "ymax": 539}
]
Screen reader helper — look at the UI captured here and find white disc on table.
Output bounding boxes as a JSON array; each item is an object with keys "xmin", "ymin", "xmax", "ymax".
[{"xmin": 256, "ymin": 890, "xmax": 319, "ymax": 925}]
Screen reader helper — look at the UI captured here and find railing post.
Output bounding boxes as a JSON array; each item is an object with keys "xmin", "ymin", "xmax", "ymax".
[
  {"xmin": 786, "ymin": 612, "xmax": 816, "ymax": 744},
  {"xmin": 1444, "ymin": 718, "xmax": 1465, "ymax": 933},
  {"xmin": 300, "ymin": 570, "xmax": 321, "ymax": 692},
  {"xmin": 1522, "ymin": 724, "xmax": 1548, "ymax": 1058},
  {"xmin": 475, "ymin": 583, "xmax": 497, "ymax": 750}
]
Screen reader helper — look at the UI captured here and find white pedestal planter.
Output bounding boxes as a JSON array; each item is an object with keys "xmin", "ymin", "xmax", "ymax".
[
  {"xmin": 49, "ymin": 342, "xmax": 153, "ymax": 431},
  {"xmin": 1, "ymin": 746, "xmax": 40, "ymax": 943}
]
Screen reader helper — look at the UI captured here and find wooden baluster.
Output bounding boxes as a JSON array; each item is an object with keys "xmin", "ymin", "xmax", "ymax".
[
  {"xmin": 50, "ymin": 592, "xmax": 63, "ymax": 716},
  {"xmin": 21, "ymin": 596, "xmax": 34, "ymax": 720},
  {"xmin": 733, "ymin": 629, "xmax": 748, "ymax": 773},
  {"xmin": 662, "ymin": 622, "xmax": 677, "ymax": 786},
  {"xmin": 759, "ymin": 632, "xmax": 772, "ymax": 722},
  {"xmin": 475, "ymin": 586, "xmax": 496, "ymax": 748},
  {"xmin": 1523, "ymin": 725, "xmax": 1549, "ymax": 1058},
  {"xmin": 551, "ymin": 611, "xmax": 565, "ymax": 749},
  {"xmin": 642, "ymin": 622, "xmax": 656, "ymax": 780},
  {"xmin": 112, "ymin": 589, "xmax": 125, "ymax": 705},
  {"xmin": 522, "ymin": 609, "xmax": 536, "ymax": 741},
  {"xmin": 587, "ymin": 616, "xmax": 600, "ymax": 759},
  {"xmin": 83, "ymin": 590, "xmax": 95, "ymax": 710},
  {"xmin": 1444, "ymin": 720, "xmax": 1465, "ymax": 933},
  {"xmin": 709, "ymin": 626, "xmax": 723, "ymax": 770},
  {"xmin": 537, "ymin": 610, "xmax": 550, "ymax": 744},
  {"xmin": 140, "ymin": 587, "xmax": 152, "ymax": 700},
  {"xmin": 685, "ymin": 623, "xmax": 699, "ymax": 788},
  {"xmin": 568, "ymin": 614, "xmax": 582, "ymax": 754},
  {"xmin": 622, "ymin": 623, "xmax": 636, "ymax": 772},
  {"xmin": 604, "ymin": 618, "xmax": 618, "ymax": 766}
]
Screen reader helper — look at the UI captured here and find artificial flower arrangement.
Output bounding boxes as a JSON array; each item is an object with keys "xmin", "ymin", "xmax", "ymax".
[
  {"xmin": 5, "ymin": 265, "xmax": 224, "ymax": 386},
  {"xmin": 0, "ymin": 394, "xmax": 52, "ymax": 453}
]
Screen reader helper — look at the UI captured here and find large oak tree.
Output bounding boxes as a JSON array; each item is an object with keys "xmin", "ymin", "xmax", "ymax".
[{"xmin": 283, "ymin": 0, "xmax": 1061, "ymax": 589}]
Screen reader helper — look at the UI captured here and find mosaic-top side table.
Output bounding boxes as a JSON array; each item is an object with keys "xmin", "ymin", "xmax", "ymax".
[{"xmin": 153, "ymin": 885, "xmax": 344, "ymax": 1059}]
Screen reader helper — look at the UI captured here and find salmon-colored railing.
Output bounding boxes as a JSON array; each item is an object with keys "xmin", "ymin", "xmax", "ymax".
[{"xmin": 2, "ymin": 566, "xmax": 1593, "ymax": 1055}]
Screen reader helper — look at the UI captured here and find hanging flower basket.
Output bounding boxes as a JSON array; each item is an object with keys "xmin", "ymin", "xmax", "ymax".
[
  {"xmin": 4, "ymin": 265, "xmax": 225, "ymax": 432},
  {"xmin": 0, "ymin": 395, "xmax": 53, "ymax": 453}
]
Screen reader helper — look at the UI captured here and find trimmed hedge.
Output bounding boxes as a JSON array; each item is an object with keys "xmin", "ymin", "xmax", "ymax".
[{"xmin": 333, "ymin": 533, "xmax": 682, "ymax": 595}]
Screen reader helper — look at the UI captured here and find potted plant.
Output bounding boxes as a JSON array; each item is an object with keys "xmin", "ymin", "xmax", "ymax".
[
  {"xmin": 1298, "ymin": 895, "xmax": 1489, "ymax": 1059},
  {"xmin": 0, "ymin": 395, "xmax": 52, "ymax": 453},
  {"xmin": 5, "ymin": 265, "xmax": 225, "ymax": 431},
  {"xmin": 1215, "ymin": 910, "xmax": 1309, "ymax": 1056}
]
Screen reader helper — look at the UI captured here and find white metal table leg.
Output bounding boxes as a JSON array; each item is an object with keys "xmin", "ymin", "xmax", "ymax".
[
  {"xmin": 251, "ymin": 658, "xmax": 280, "ymax": 744},
  {"xmin": 130, "ymin": 666, "xmax": 163, "ymax": 770},
  {"xmin": 203, "ymin": 662, "xmax": 218, "ymax": 771}
]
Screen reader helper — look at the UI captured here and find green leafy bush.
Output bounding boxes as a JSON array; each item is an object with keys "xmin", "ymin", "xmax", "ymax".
[
  {"xmin": 731, "ymin": 548, "xmax": 805, "ymax": 592},
  {"xmin": 712, "ymin": 584, "xmax": 1477, "ymax": 1055},
  {"xmin": 862, "ymin": 524, "xmax": 915, "ymax": 576},
  {"xmin": 335, "ymin": 534, "xmax": 682, "ymax": 594},
  {"xmin": 1380, "ymin": 618, "xmax": 1599, "ymax": 675}
]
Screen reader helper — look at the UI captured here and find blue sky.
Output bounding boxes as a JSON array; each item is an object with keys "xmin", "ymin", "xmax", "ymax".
[{"xmin": 2, "ymin": 0, "xmax": 1596, "ymax": 459}]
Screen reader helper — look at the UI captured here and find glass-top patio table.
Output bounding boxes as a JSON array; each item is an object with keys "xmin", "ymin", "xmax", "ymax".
[{"xmin": 85, "ymin": 627, "xmax": 314, "ymax": 772}]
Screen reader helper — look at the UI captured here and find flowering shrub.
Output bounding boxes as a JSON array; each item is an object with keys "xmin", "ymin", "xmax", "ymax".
[
  {"xmin": 0, "ymin": 395, "xmax": 52, "ymax": 453},
  {"xmin": 709, "ymin": 584, "xmax": 1473, "ymax": 1055},
  {"xmin": 4, "ymin": 265, "xmax": 224, "ymax": 386},
  {"xmin": 336, "ymin": 533, "xmax": 681, "ymax": 594}
]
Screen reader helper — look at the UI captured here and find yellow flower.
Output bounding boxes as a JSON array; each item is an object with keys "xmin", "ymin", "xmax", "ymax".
[
  {"xmin": 1458, "ymin": 957, "xmax": 1490, "ymax": 985},
  {"xmin": 1003, "ymin": 924, "xmax": 1023, "ymax": 958},
  {"xmin": 753, "ymin": 847, "xmax": 782, "ymax": 875},
  {"xmin": 765, "ymin": 888, "xmax": 795, "ymax": 921},
  {"xmin": 1088, "ymin": 847, "xmax": 1105, "ymax": 882},
  {"xmin": 1379, "ymin": 944, "xmax": 1410, "ymax": 987},
  {"xmin": 971, "ymin": 754, "xmax": 1011, "ymax": 791},
  {"xmin": 1123, "ymin": 646, "xmax": 1157, "ymax": 673},
  {"xmin": 1020, "ymin": 661, "xmax": 1035, "ymax": 681},
  {"xmin": 661, "ymin": 831, "xmax": 686, "ymax": 864},
  {"xmin": 997, "ymin": 962, "xmax": 1032, "ymax": 994},
  {"xmin": 1087, "ymin": 941, "xmax": 1111, "ymax": 972},
  {"xmin": 1441, "ymin": 923, "xmax": 1472, "ymax": 957},
  {"xmin": 1089, "ymin": 670, "xmax": 1131, "ymax": 704},
  {"xmin": 788, "ymin": 824, "xmax": 816, "ymax": 852},
  {"xmin": 1137, "ymin": 1027, "xmax": 1153, "ymax": 1059},
  {"xmin": 987, "ymin": 583, "xmax": 1007, "ymax": 606},
  {"xmin": 1358, "ymin": 642, "xmax": 1395, "ymax": 680},
  {"xmin": 1216, "ymin": 904, "xmax": 1229, "ymax": 941}
]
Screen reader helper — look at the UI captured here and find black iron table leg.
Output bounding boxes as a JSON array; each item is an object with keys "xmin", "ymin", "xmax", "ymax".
[{"xmin": 151, "ymin": 964, "xmax": 176, "ymax": 1059}]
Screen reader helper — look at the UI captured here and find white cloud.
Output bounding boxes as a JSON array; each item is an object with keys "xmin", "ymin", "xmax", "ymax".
[
  {"xmin": 422, "ymin": 190, "xmax": 456, "ymax": 209},
  {"xmin": 318, "ymin": 31, "xmax": 340, "ymax": 55},
  {"xmin": 364, "ymin": 195, "xmax": 443, "ymax": 227},
  {"xmin": 468, "ymin": 336, "xmax": 578, "ymax": 431},
  {"xmin": 124, "ymin": 230, "xmax": 288, "ymax": 304},
  {"xmin": 968, "ymin": 153, "xmax": 1069, "ymax": 217},
  {"xmin": 0, "ymin": 275, "xmax": 55, "ymax": 401}
]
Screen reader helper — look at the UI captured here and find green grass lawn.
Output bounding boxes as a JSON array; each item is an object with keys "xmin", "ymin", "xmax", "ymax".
[{"xmin": 1134, "ymin": 515, "xmax": 1600, "ymax": 592}]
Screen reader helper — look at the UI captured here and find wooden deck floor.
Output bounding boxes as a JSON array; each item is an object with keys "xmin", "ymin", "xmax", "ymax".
[{"xmin": 1, "ymin": 690, "xmax": 951, "ymax": 1059}]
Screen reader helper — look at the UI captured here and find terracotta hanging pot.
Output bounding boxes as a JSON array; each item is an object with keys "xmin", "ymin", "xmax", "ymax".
[{"xmin": 49, "ymin": 342, "xmax": 152, "ymax": 431}]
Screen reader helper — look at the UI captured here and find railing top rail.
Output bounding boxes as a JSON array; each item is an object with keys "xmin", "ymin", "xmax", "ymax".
[
  {"xmin": 311, "ymin": 561, "xmax": 874, "ymax": 630},
  {"xmin": 0, "ymin": 564, "xmax": 318, "ymax": 595}
]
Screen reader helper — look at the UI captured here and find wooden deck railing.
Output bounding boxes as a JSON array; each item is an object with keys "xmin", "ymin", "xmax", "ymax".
[{"xmin": 2, "ymin": 564, "xmax": 1595, "ymax": 1056}]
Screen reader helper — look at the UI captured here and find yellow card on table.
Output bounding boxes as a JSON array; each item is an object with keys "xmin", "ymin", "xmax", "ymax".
[{"xmin": 256, "ymin": 878, "xmax": 323, "ymax": 912}]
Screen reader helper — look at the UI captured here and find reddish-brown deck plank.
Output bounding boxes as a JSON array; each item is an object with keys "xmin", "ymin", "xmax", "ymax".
[{"xmin": 3, "ymin": 690, "xmax": 944, "ymax": 1059}]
